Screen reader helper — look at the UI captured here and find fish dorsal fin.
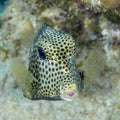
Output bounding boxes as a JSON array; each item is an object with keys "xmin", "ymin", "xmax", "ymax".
[
  {"xmin": 77, "ymin": 49, "xmax": 103, "ymax": 85},
  {"xmin": 11, "ymin": 59, "xmax": 38, "ymax": 99},
  {"xmin": 18, "ymin": 17, "xmax": 37, "ymax": 48}
]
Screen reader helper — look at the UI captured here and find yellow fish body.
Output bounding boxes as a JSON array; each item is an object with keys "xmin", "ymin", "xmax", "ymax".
[{"xmin": 27, "ymin": 24, "xmax": 83, "ymax": 101}]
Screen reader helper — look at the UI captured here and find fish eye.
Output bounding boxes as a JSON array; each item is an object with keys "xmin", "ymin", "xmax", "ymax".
[{"xmin": 38, "ymin": 47, "xmax": 46, "ymax": 60}]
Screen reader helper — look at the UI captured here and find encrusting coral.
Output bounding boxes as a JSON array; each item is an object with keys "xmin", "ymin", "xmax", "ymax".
[{"xmin": 79, "ymin": 0, "xmax": 120, "ymax": 16}]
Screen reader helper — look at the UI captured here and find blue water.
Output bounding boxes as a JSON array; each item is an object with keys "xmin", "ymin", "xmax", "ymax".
[{"xmin": 0, "ymin": 0, "xmax": 9, "ymax": 17}]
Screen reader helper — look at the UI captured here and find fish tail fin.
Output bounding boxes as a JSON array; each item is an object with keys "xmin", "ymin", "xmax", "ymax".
[
  {"xmin": 10, "ymin": 59, "xmax": 37, "ymax": 99},
  {"xmin": 17, "ymin": 17, "xmax": 37, "ymax": 48},
  {"xmin": 78, "ymin": 49, "xmax": 103, "ymax": 85}
]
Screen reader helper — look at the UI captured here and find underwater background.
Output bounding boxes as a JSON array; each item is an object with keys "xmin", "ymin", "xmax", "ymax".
[{"xmin": 0, "ymin": 0, "xmax": 120, "ymax": 120}]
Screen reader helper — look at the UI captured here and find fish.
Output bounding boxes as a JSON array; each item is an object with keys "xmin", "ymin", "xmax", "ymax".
[{"xmin": 11, "ymin": 18, "xmax": 101, "ymax": 101}]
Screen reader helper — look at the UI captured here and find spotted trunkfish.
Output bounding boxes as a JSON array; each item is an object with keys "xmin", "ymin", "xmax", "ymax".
[{"xmin": 11, "ymin": 18, "xmax": 101, "ymax": 101}]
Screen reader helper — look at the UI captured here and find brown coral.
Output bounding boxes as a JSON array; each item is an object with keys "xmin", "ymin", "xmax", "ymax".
[{"xmin": 101, "ymin": 0, "xmax": 120, "ymax": 9}]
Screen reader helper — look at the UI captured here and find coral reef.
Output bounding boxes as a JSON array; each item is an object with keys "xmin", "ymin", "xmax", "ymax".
[{"xmin": 0, "ymin": 0, "xmax": 120, "ymax": 120}]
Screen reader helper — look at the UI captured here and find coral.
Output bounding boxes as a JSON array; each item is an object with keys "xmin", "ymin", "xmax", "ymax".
[
  {"xmin": 79, "ymin": 0, "xmax": 120, "ymax": 17},
  {"xmin": 101, "ymin": 0, "xmax": 120, "ymax": 9},
  {"xmin": 102, "ymin": 28, "xmax": 120, "ymax": 73}
]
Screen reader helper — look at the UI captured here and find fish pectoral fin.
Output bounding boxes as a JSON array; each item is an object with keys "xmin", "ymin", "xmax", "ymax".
[
  {"xmin": 17, "ymin": 17, "xmax": 37, "ymax": 48},
  {"xmin": 23, "ymin": 71, "xmax": 38, "ymax": 99},
  {"xmin": 10, "ymin": 58, "xmax": 37, "ymax": 99},
  {"xmin": 77, "ymin": 49, "xmax": 103, "ymax": 85}
]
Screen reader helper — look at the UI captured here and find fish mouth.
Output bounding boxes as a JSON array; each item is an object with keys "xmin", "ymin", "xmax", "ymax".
[{"xmin": 60, "ymin": 91, "xmax": 78, "ymax": 101}]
